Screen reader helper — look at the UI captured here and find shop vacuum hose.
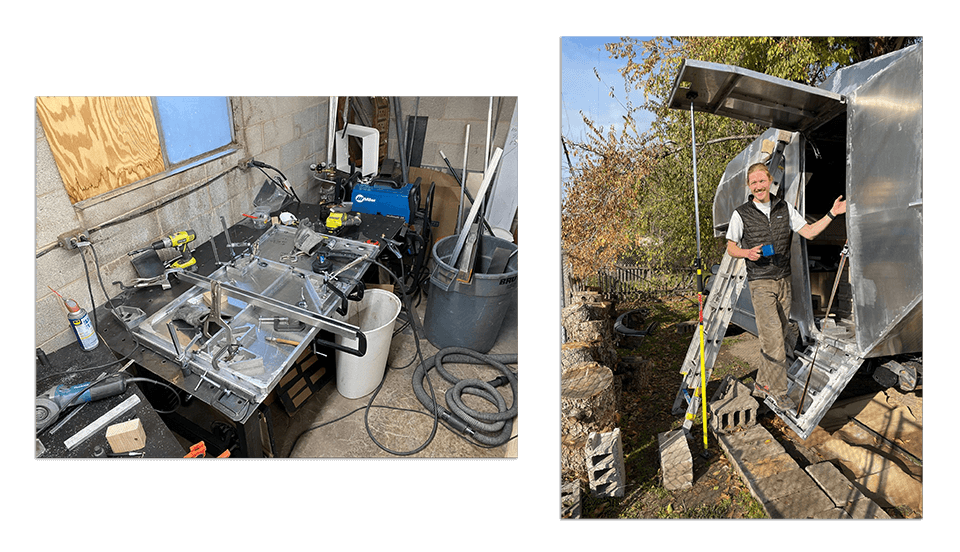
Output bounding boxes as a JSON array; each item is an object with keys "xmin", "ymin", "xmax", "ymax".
[{"xmin": 412, "ymin": 347, "xmax": 518, "ymax": 447}]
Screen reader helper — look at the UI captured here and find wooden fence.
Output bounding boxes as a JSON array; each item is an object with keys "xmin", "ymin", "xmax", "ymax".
[{"xmin": 563, "ymin": 258, "xmax": 694, "ymax": 304}]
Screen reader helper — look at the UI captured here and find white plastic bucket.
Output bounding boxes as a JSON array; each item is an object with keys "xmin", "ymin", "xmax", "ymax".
[{"xmin": 335, "ymin": 288, "xmax": 402, "ymax": 399}]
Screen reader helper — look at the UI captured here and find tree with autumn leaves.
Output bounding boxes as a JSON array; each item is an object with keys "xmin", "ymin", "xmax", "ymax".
[{"xmin": 561, "ymin": 36, "xmax": 920, "ymax": 282}]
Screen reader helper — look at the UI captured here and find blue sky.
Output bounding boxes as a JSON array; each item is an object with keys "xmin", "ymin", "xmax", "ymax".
[{"xmin": 560, "ymin": 36, "xmax": 655, "ymax": 185}]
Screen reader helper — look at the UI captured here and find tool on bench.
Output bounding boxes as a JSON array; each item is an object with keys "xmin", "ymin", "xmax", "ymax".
[
  {"xmin": 128, "ymin": 229, "xmax": 197, "ymax": 269},
  {"xmin": 242, "ymin": 211, "xmax": 272, "ymax": 228},
  {"xmin": 796, "ymin": 241, "xmax": 849, "ymax": 416},
  {"xmin": 325, "ymin": 209, "xmax": 361, "ymax": 235},
  {"xmin": 244, "ymin": 162, "xmax": 301, "ymax": 229},
  {"xmin": 36, "ymin": 372, "xmax": 130, "ymax": 432},
  {"xmin": 63, "ymin": 394, "xmax": 141, "ymax": 451},
  {"xmin": 115, "ymin": 268, "xmax": 183, "ymax": 291},
  {"xmin": 265, "ymin": 336, "xmax": 300, "ymax": 347},
  {"xmin": 93, "ymin": 446, "xmax": 145, "ymax": 458},
  {"xmin": 216, "ymin": 215, "xmax": 253, "ymax": 261}
]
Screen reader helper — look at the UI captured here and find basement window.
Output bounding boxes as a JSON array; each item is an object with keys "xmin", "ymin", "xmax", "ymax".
[{"xmin": 154, "ymin": 97, "xmax": 233, "ymax": 165}]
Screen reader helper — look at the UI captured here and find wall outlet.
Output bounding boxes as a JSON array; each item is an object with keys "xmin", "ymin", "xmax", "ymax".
[{"xmin": 58, "ymin": 228, "xmax": 89, "ymax": 250}]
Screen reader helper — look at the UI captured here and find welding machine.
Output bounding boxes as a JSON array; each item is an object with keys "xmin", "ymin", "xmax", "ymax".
[{"xmin": 351, "ymin": 179, "xmax": 420, "ymax": 223}]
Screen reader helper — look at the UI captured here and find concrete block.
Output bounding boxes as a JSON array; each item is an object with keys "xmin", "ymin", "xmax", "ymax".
[
  {"xmin": 658, "ymin": 429, "xmax": 693, "ymax": 491},
  {"xmin": 843, "ymin": 498, "xmax": 891, "ymax": 519},
  {"xmin": 752, "ymin": 467, "xmax": 819, "ymax": 504},
  {"xmin": 764, "ymin": 484, "xmax": 835, "ymax": 519},
  {"xmin": 810, "ymin": 507, "xmax": 851, "ymax": 519},
  {"xmin": 717, "ymin": 424, "xmax": 786, "ymax": 465},
  {"xmin": 806, "ymin": 461, "xmax": 865, "ymax": 507},
  {"xmin": 586, "ymin": 428, "xmax": 626, "ymax": 498},
  {"xmin": 709, "ymin": 375, "xmax": 759, "ymax": 434},
  {"xmin": 739, "ymin": 453, "xmax": 799, "ymax": 481}
]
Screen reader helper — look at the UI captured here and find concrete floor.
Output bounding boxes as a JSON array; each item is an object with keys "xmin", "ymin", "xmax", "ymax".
[{"xmin": 265, "ymin": 294, "xmax": 518, "ymax": 458}]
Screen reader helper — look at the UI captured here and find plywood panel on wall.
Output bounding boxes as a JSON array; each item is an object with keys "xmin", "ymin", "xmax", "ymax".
[{"xmin": 36, "ymin": 97, "xmax": 165, "ymax": 204}]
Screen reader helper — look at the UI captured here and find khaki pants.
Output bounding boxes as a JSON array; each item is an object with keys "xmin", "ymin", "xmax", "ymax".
[{"xmin": 749, "ymin": 277, "xmax": 797, "ymax": 397}]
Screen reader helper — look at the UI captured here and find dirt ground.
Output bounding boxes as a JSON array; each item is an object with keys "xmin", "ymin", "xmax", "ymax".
[{"xmin": 577, "ymin": 295, "xmax": 921, "ymax": 519}]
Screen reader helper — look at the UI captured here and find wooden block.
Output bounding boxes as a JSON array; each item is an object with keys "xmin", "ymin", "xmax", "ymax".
[
  {"xmin": 105, "ymin": 418, "xmax": 146, "ymax": 453},
  {"xmin": 202, "ymin": 291, "xmax": 228, "ymax": 310},
  {"xmin": 761, "ymin": 139, "xmax": 775, "ymax": 156}
]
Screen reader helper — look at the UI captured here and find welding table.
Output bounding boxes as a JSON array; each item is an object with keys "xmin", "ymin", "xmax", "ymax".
[{"xmin": 97, "ymin": 206, "xmax": 407, "ymax": 457}]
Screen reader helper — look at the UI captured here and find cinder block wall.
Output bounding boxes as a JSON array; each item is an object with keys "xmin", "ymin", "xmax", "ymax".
[{"xmin": 34, "ymin": 96, "xmax": 516, "ymax": 354}]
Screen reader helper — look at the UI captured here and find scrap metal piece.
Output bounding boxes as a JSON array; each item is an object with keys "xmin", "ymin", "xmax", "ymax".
[
  {"xmin": 455, "ymin": 222, "xmax": 481, "ymax": 284},
  {"xmin": 449, "ymin": 147, "xmax": 503, "ymax": 266},
  {"xmin": 64, "ymin": 394, "xmax": 141, "ymax": 451},
  {"xmin": 113, "ymin": 305, "xmax": 148, "ymax": 330}
]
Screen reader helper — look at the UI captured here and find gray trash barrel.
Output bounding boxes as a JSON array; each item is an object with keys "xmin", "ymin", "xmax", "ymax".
[{"xmin": 423, "ymin": 233, "xmax": 518, "ymax": 353}]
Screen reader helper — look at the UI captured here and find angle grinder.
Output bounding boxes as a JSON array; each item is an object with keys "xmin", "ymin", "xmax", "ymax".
[{"xmin": 36, "ymin": 376, "xmax": 128, "ymax": 432}]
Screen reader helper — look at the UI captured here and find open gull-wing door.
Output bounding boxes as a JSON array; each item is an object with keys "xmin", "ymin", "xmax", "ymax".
[
  {"xmin": 668, "ymin": 59, "xmax": 845, "ymax": 134},
  {"xmin": 668, "ymin": 59, "xmax": 857, "ymax": 441}
]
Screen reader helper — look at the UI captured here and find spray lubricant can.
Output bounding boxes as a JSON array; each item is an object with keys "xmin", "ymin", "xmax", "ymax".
[{"xmin": 64, "ymin": 298, "xmax": 99, "ymax": 351}]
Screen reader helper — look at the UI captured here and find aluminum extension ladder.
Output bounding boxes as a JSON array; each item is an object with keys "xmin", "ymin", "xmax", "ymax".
[{"xmin": 671, "ymin": 252, "xmax": 748, "ymax": 431}]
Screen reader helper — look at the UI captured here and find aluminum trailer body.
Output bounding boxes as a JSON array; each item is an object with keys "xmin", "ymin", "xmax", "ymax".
[{"xmin": 668, "ymin": 43, "xmax": 922, "ymax": 438}]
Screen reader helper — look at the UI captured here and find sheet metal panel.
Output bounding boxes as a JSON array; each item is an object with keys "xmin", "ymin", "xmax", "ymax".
[
  {"xmin": 668, "ymin": 59, "xmax": 844, "ymax": 133},
  {"xmin": 712, "ymin": 129, "xmax": 815, "ymax": 341},
  {"xmin": 711, "ymin": 128, "xmax": 803, "ymax": 236},
  {"xmin": 844, "ymin": 45, "xmax": 923, "ymax": 357}
]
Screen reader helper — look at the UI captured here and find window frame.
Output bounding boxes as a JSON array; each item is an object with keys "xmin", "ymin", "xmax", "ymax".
[{"xmin": 68, "ymin": 96, "xmax": 239, "ymax": 209}]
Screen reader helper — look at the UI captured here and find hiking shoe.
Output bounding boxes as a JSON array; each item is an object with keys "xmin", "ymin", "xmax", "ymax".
[
  {"xmin": 753, "ymin": 384, "xmax": 796, "ymax": 412},
  {"xmin": 773, "ymin": 393, "xmax": 797, "ymax": 412}
]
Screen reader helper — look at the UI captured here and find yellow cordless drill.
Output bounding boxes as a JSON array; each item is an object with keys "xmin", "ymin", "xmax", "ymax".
[{"xmin": 130, "ymin": 229, "xmax": 197, "ymax": 269}]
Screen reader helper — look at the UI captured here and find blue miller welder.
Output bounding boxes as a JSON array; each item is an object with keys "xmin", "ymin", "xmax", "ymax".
[{"xmin": 351, "ymin": 177, "xmax": 421, "ymax": 223}]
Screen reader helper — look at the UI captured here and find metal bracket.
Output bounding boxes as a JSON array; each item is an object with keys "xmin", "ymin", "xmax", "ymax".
[{"xmin": 114, "ymin": 305, "xmax": 148, "ymax": 330}]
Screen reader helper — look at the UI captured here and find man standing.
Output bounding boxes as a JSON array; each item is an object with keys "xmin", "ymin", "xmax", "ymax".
[{"xmin": 726, "ymin": 162, "xmax": 846, "ymax": 411}]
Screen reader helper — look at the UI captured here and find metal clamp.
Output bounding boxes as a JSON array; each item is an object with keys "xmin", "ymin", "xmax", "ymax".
[{"xmin": 324, "ymin": 279, "xmax": 365, "ymax": 316}]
